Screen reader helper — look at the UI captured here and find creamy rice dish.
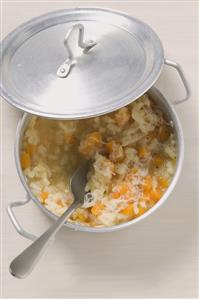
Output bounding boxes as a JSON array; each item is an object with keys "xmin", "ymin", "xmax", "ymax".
[{"xmin": 21, "ymin": 94, "xmax": 177, "ymax": 227}]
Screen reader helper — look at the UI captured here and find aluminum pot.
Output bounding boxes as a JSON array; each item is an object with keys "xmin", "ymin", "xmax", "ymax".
[{"xmin": 7, "ymin": 86, "xmax": 187, "ymax": 239}]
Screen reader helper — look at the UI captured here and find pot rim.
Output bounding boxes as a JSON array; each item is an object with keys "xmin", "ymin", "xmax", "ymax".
[{"xmin": 14, "ymin": 87, "xmax": 184, "ymax": 232}]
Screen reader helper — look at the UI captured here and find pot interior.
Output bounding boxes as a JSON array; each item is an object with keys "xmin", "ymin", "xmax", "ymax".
[{"xmin": 16, "ymin": 86, "xmax": 183, "ymax": 232}]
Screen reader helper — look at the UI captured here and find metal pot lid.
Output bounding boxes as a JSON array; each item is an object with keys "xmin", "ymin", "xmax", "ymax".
[{"xmin": 0, "ymin": 8, "xmax": 164, "ymax": 119}]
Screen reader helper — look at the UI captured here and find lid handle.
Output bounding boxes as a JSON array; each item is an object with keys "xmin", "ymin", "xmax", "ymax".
[{"xmin": 57, "ymin": 24, "xmax": 97, "ymax": 78}]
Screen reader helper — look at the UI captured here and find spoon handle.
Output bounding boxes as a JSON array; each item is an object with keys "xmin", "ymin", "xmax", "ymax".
[{"xmin": 9, "ymin": 200, "xmax": 80, "ymax": 279}]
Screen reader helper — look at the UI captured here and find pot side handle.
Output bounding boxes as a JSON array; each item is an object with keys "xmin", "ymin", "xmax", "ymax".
[
  {"xmin": 7, "ymin": 197, "xmax": 37, "ymax": 241},
  {"xmin": 164, "ymin": 59, "xmax": 191, "ymax": 104}
]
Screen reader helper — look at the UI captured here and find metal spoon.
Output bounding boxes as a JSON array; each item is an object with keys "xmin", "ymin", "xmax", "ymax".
[{"xmin": 9, "ymin": 160, "xmax": 89, "ymax": 279}]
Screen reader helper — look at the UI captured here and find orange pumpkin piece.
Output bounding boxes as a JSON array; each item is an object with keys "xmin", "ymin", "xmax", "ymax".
[
  {"xmin": 64, "ymin": 133, "xmax": 77, "ymax": 145},
  {"xmin": 79, "ymin": 131, "xmax": 102, "ymax": 156},
  {"xmin": 91, "ymin": 202, "xmax": 105, "ymax": 216},
  {"xmin": 106, "ymin": 141, "xmax": 114, "ymax": 152},
  {"xmin": 150, "ymin": 189, "xmax": 162, "ymax": 202},
  {"xmin": 120, "ymin": 203, "xmax": 135, "ymax": 218},
  {"xmin": 40, "ymin": 191, "xmax": 49, "ymax": 203},
  {"xmin": 71, "ymin": 209, "xmax": 88, "ymax": 222},
  {"xmin": 143, "ymin": 175, "xmax": 152, "ymax": 193},
  {"xmin": 89, "ymin": 131, "xmax": 102, "ymax": 144},
  {"xmin": 77, "ymin": 212, "xmax": 87, "ymax": 222},
  {"xmin": 26, "ymin": 143, "xmax": 36, "ymax": 156},
  {"xmin": 138, "ymin": 146, "xmax": 147, "ymax": 158},
  {"xmin": 153, "ymin": 154, "xmax": 164, "ymax": 167},
  {"xmin": 71, "ymin": 210, "xmax": 78, "ymax": 221},
  {"xmin": 112, "ymin": 183, "xmax": 130, "ymax": 199},
  {"xmin": 157, "ymin": 126, "xmax": 171, "ymax": 142},
  {"xmin": 158, "ymin": 177, "xmax": 169, "ymax": 189},
  {"xmin": 119, "ymin": 183, "xmax": 129, "ymax": 194},
  {"xmin": 111, "ymin": 191, "xmax": 121, "ymax": 199},
  {"xmin": 21, "ymin": 152, "xmax": 31, "ymax": 169}
]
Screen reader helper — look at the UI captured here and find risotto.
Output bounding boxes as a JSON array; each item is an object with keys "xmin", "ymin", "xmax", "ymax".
[{"xmin": 21, "ymin": 94, "xmax": 177, "ymax": 227}]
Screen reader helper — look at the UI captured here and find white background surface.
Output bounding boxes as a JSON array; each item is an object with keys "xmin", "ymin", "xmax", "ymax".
[{"xmin": 1, "ymin": 1, "xmax": 198, "ymax": 298}]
